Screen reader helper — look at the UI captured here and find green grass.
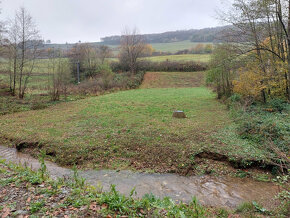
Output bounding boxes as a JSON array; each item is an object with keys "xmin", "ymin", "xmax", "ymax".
[
  {"xmin": 0, "ymin": 160, "xmax": 210, "ymax": 217},
  {"xmin": 144, "ymin": 54, "xmax": 211, "ymax": 63},
  {"xmin": 0, "ymin": 71, "xmax": 274, "ymax": 172},
  {"xmin": 0, "ymin": 58, "xmax": 60, "ymax": 96},
  {"xmin": 0, "ymin": 86, "xmax": 228, "ymax": 169},
  {"xmin": 140, "ymin": 71, "xmax": 205, "ymax": 88},
  {"xmin": 107, "ymin": 40, "xmax": 213, "ymax": 58},
  {"xmin": 0, "ymin": 58, "xmax": 71, "ymax": 74},
  {"xmin": 108, "ymin": 54, "xmax": 211, "ymax": 63},
  {"xmin": 150, "ymin": 41, "xmax": 213, "ymax": 53}
]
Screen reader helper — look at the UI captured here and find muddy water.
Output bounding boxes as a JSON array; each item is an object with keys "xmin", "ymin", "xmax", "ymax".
[{"xmin": 0, "ymin": 145, "xmax": 278, "ymax": 209}]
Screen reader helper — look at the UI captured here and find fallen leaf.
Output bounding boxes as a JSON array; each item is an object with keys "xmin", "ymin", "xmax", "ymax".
[
  {"xmin": 26, "ymin": 197, "xmax": 31, "ymax": 203},
  {"xmin": 89, "ymin": 203, "xmax": 101, "ymax": 211},
  {"xmin": 2, "ymin": 207, "xmax": 10, "ymax": 218}
]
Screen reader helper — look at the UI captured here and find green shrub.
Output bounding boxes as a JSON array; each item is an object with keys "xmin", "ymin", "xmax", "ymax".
[
  {"xmin": 267, "ymin": 98, "xmax": 288, "ymax": 112},
  {"xmin": 236, "ymin": 111, "xmax": 289, "ymax": 153},
  {"xmin": 230, "ymin": 94, "xmax": 241, "ymax": 103},
  {"xmin": 236, "ymin": 202, "xmax": 255, "ymax": 214},
  {"xmin": 111, "ymin": 60, "xmax": 207, "ymax": 72},
  {"xmin": 30, "ymin": 101, "xmax": 48, "ymax": 110}
]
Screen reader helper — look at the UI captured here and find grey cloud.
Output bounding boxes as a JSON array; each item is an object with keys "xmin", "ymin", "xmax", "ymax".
[{"xmin": 1, "ymin": 0, "xmax": 226, "ymax": 43}]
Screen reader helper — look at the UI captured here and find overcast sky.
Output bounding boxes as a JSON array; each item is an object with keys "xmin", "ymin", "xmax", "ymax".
[{"xmin": 1, "ymin": 0, "xmax": 231, "ymax": 43}]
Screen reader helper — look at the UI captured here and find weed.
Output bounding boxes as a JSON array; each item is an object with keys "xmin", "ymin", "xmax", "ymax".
[
  {"xmin": 38, "ymin": 150, "xmax": 48, "ymax": 181},
  {"xmin": 30, "ymin": 200, "xmax": 45, "ymax": 213},
  {"xmin": 235, "ymin": 170, "xmax": 250, "ymax": 178},
  {"xmin": 254, "ymin": 174, "xmax": 270, "ymax": 182},
  {"xmin": 189, "ymin": 196, "xmax": 206, "ymax": 217},
  {"xmin": 236, "ymin": 202, "xmax": 255, "ymax": 214},
  {"xmin": 252, "ymin": 201, "xmax": 271, "ymax": 215},
  {"xmin": 217, "ymin": 208, "xmax": 229, "ymax": 217},
  {"xmin": 72, "ymin": 165, "xmax": 86, "ymax": 189},
  {"xmin": 30, "ymin": 101, "xmax": 48, "ymax": 110}
]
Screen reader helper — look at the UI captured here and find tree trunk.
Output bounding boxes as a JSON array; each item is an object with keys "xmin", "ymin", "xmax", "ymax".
[
  {"xmin": 287, "ymin": 0, "xmax": 290, "ymax": 100},
  {"xmin": 12, "ymin": 53, "xmax": 17, "ymax": 96},
  {"xmin": 19, "ymin": 11, "xmax": 26, "ymax": 99},
  {"xmin": 8, "ymin": 58, "xmax": 12, "ymax": 93}
]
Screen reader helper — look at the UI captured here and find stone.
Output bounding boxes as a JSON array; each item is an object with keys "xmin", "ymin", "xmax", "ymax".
[{"xmin": 172, "ymin": 111, "xmax": 186, "ymax": 118}]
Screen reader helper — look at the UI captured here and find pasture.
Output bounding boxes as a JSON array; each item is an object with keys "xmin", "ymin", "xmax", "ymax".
[
  {"xmin": 107, "ymin": 40, "xmax": 214, "ymax": 54},
  {"xmin": 0, "ymin": 71, "xmax": 273, "ymax": 175},
  {"xmin": 150, "ymin": 40, "xmax": 213, "ymax": 53},
  {"xmin": 144, "ymin": 54, "xmax": 211, "ymax": 63},
  {"xmin": 108, "ymin": 54, "xmax": 211, "ymax": 63}
]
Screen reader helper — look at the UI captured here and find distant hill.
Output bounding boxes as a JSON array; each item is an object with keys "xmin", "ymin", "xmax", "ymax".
[
  {"xmin": 101, "ymin": 26, "xmax": 229, "ymax": 45},
  {"xmin": 40, "ymin": 26, "xmax": 230, "ymax": 53}
]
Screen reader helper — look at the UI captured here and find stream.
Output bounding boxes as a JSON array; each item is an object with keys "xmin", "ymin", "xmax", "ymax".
[{"xmin": 0, "ymin": 145, "xmax": 278, "ymax": 209}]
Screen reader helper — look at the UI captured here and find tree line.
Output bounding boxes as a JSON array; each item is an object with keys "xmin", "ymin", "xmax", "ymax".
[{"xmin": 101, "ymin": 26, "xmax": 228, "ymax": 45}]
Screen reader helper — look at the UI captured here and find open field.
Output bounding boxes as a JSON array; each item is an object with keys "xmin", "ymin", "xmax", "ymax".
[
  {"xmin": 107, "ymin": 40, "xmax": 214, "ymax": 54},
  {"xmin": 150, "ymin": 40, "xmax": 213, "ymax": 53},
  {"xmin": 140, "ymin": 71, "xmax": 205, "ymax": 88},
  {"xmin": 0, "ymin": 58, "xmax": 64, "ymax": 75},
  {"xmin": 0, "ymin": 71, "xmax": 275, "ymax": 175},
  {"xmin": 144, "ymin": 54, "xmax": 211, "ymax": 63},
  {"xmin": 108, "ymin": 54, "xmax": 211, "ymax": 63}
]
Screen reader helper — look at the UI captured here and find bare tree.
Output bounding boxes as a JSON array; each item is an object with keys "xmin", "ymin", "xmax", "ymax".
[
  {"xmin": 6, "ymin": 7, "xmax": 40, "ymax": 98},
  {"xmin": 69, "ymin": 43, "xmax": 99, "ymax": 81},
  {"xmin": 47, "ymin": 48, "xmax": 71, "ymax": 101},
  {"xmin": 7, "ymin": 17, "xmax": 19, "ymax": 95},
  {"xmin": 16, "ymin": 7, "xmax": 40, "ymax": 99},
  {"xmin": 119, "ymin": 28, "xmax": 147, "ymax": 74},
  {"xmin": 97, "ymin": 45, "xmax": 112, "ymax": 64}
]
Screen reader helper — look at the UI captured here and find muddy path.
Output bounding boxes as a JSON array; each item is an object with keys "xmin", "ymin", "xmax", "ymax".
[{"xmin": 0, "ymin": 145, "xmax": 279, "ymax": 209}]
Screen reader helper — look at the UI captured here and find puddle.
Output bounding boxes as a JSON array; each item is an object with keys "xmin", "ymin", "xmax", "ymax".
[{"xmin": 0, "ymin": 145, "xmax": 279, "ymax": 208}]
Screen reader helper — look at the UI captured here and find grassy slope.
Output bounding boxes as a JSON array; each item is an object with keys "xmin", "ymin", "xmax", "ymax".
[
  {"xmin": 148, "ymin": 41, "xmax": 212, "ymax": 53},
  {"xmin": 108, "ymin": 40, "xmax": 213, "ymax": 53},
  {"xmin": 144, "ymin": 54, "xmax": 211, "ymax": 63},
  {"xmin": 0, "ymin": 71, "xmax": 273, "ymax": 174},
  {"xmin": 140, "ymin": 71, "xmax": 205, "ymax": 88},
  {"xmin": 107, "ymin": 53, "xmax": 211, "ymax": 63}
]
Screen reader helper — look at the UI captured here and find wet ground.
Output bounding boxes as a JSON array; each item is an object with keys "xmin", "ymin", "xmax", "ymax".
[{"xmin": 0, "ymin": 145, "xmax": 279, "ymax": 209}]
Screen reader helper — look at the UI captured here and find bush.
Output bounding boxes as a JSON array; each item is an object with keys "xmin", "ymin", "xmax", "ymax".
[
  {"xmin": 267, "ymin": 98, "xmax": 288, "ymax": 112},
  {"xmin": 30, "ymin": 102, "xmax": 48, "ymax": 110},
  {"xmin": 235, "ymin": 107, "xmax": 289, "ymax": 153},
  {"xmin": 230, "ymin": 94, "xmax": 241, "ymax": 103},
  {"xmin": 111, "ymin": 60, "xmax": 207, "ymax": 73},
  {"xmin": 71, "ymin": 71, "xmax": 145, "ymax": 95}
]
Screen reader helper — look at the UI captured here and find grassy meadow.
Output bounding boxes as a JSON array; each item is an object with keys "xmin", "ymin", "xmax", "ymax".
[
  {"xmin": 150, "ymin": 40, "xmax": 213, "ymax": 53},
  {"xmin": 144, "ymin": 54, "xmax": 211, "ymax": 63},
  {"xmin": 0, "ymin": 71, "xmax": 274, "ymax": 175},
  {"xmin": 108, "ymin": 54, "xmax": 211, "ymax": 63},
  {"xmin": 107, "ymin": 40, "xmax": 212, "ymax": 53}
]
